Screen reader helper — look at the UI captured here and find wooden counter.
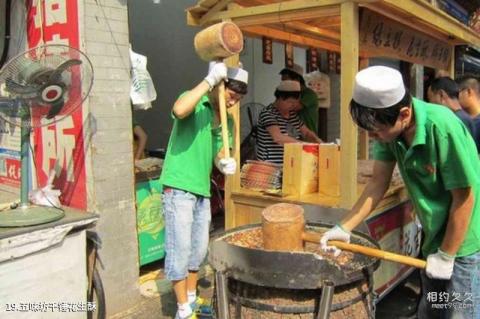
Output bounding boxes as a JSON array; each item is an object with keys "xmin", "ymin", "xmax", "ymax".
[{"xmin": 229, "ymin": 183, "xmax": 408, "ymax": 228}]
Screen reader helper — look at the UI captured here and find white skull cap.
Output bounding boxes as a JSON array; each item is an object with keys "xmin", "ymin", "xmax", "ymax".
[
  {"xmin": 227, "ymin": 67, "xmax": 248, "ymax": 85},
  {"xmin": 276, "ymin": 80, "xmax": 301, "ymax": 92},
  {"xmin": 352, "ymin": 66, "xmax": 406, "ymax": 109}
]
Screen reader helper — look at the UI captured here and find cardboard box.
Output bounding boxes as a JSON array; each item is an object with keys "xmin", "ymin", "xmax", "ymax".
[
  {"xmin": 282, "ymin": 143, "xmax": 319, "ymax": 196},
  {"xmin": 318, "ymin": 144, "xmax": 340, "ymax": 197}
]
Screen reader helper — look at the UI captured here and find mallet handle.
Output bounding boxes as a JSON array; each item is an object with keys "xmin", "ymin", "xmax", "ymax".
[
  {"xmin": 218, "ymin": 81, "xmax": 230, "ymax": 158},
  {"xmin": 302, "ymin": 231, "xmax": 426, "ymax": 269}
]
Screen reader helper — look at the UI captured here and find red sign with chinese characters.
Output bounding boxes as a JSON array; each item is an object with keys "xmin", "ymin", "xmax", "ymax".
[{"xmin": 26, "ymin": 0, "xmax": 86, "ymax": 209}]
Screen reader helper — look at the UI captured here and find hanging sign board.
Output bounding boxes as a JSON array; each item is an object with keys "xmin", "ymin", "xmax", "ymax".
[{"xmin": 360, "ymin": 10, "xmax": 453, "ymax": 70}]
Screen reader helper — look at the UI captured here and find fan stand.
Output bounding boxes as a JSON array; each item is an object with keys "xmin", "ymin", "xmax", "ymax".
[{"xmin": 0, "ymin": 102, "xmax": 64, "ymax": 227}]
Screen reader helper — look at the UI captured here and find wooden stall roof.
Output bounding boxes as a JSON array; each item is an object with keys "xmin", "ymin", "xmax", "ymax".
[{"xmin": 187, "ymin": 0, "xmax": 480, "ymax": 53}]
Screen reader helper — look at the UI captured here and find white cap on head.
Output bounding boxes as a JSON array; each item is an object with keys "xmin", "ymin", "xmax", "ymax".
[
  {"xmin": 276, "ymin": 80, "xmax": 301, "ymax": 92},
  {"xmin": 280, "ymin": 63, "xmax": 304, "ymax": 77},
  {"xmin": 227, "ymin": 67, "xmax": 248, "ymax": 85},
  {"xmin": 352, "ymin": 66, "xmax": 406, "ymax": 109}
]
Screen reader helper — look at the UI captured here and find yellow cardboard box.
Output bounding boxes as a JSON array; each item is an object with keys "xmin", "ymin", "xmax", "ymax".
[
  {"xmin": 318, "ymin": 144, "xmax": 340, "ymax": 197},
  {"xmin": 282, "ymin": 143, "xmax": 319, "ymax": 196}
]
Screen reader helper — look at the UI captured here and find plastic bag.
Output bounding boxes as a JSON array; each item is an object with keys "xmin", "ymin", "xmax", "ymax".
[
  {"xmin": 130, "ymin": 48, "xmax": 157, "ymax": 110},
  {"xmin": 29, "ymin": 171, "xmax": 61, "ymax": 207}
]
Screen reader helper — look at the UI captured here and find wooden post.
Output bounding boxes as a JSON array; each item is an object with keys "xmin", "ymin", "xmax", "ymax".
[
  {"xmin": 449, "ymin": 48, "xmax": 455, "ymax": 79},
  {"xmin": 358, "ymin": 57, "xmax": 369, "ymax": 160},
  {"xmin": 339, "ymin": 2, "xmax": 359, "ymax": 208}
]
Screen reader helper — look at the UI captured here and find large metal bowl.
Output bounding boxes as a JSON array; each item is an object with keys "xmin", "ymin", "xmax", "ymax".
[{"xmin": 208, "ymin": 222, "xmax": 381, "ymax": 289}]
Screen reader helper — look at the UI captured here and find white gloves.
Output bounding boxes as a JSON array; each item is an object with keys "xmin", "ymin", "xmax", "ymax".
[
  {"xmin": 426, "ymin": 249, "xmax": 455, "ymax": 280},
  {"xmin": 204, "ymin": 61, "xmax": 227, "ymax": 89},
  {"xmin": 218, "ymin": 158, "xmax": 237, "ymax": 175},
  {"xmin": 320, "ymin": 224, "xmax": 351, "ymax": 257}
]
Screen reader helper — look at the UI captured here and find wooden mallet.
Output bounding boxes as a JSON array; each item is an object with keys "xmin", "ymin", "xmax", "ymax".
[
  {"xmin": 194, "ymin": 22, "xmax": 244, "ymax": 158},
  {"xmin": 261, "ymin": 203, "xmax": 427, "ymax": 269}
]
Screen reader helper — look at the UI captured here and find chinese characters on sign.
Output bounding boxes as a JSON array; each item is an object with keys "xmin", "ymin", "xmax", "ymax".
[{"xmin": 360, "ymin": 10, "xmax": 453, "ymax": 70}]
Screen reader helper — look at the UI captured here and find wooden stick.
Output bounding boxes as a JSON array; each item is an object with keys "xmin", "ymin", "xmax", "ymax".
[
  {"xmin": 302, "ymin": 231, "xmax": 426, "ymax": 269},
  {"xmin": 218, "ymin": 81, "xmax": 230, "ymax": 158}
]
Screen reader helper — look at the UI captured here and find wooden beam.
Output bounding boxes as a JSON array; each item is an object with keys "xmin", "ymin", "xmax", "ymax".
[
  {"xmin": 380, "ymin": 0, "xmax": 480, "ymax": 45},
  {"xmin": 339, "ymin": 1, "xmax": 359, "ymax": 209},
  {"xmin": 284, "ymin": 21, "xmax": 340, "ymax": 41},
  {"xmin": 192, "ymin": 0, "xmax": 345, "ymax": 25},
  {"xmin": 199, "ymin": 0, "xmax": 234, "ymax": 25},
  {"xmin": 242, "ymin": 25, "xmax": 341, "ymax": 52},
  {"xmin": 309, "ymin": 16, "xmax": 341, "ymax": 27},
  {"xmin": 231, "ymin": 6, "xmax": 339, "ymax": 27}
]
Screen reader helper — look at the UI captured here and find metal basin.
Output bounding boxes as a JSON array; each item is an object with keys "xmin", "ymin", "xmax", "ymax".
[{"xmin": 208, "ymin": 222, "xmax": 381, "ymax": 289}]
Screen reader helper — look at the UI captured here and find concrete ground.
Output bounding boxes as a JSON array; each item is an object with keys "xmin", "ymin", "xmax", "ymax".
[{"xmin": 111, "ymin": 214, "xmax": 421, "ymax": 319}]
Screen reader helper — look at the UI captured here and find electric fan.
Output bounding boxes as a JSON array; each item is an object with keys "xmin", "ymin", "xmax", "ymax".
[{"xmin": 0, "ymin": 44, "xmax": 94, "ymax": 227}]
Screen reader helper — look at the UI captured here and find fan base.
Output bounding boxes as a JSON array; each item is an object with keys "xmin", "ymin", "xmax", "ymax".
[{"xmin": 0, "ymin": 205, "xmax": 65, "ymax": 227}]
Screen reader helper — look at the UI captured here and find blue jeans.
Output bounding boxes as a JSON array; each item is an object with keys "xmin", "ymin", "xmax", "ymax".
[
  {"xmin": 418, "ymin": 251, "xmax": 480, "ymax": 319},
  {"xmin": 162, "ymin": 187, "xmax": 211, "ymax": 281}
]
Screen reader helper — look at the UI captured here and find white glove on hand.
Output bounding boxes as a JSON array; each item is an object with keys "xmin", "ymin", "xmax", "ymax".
[
  {"xmin": 218, "ymin": 158, "xmax": 237, "ymax": 175},
  {"xmin": 320, "ymin": 224, "xmax": 351, "ymax": 257},
  {"xmin": 204, "ymin": 61, "xmax": 227, "ymax": 89},
  {"xmin": 426, "ymin": 249, "xmax": 455, "ymax": 280}
]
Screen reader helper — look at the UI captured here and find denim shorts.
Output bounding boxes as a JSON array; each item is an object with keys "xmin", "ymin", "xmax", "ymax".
[
  {"xmin": 418, "ymin": 251, "xmax": 480, "ymax": 319},
  {"xmin": 162, "ymin": 187, "xmax": 211, "ymax": 281}
]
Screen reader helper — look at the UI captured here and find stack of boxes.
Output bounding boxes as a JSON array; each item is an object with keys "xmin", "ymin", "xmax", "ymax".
[{"xmin": 282, "ymin": 143, "xmax": 341, "ymax": 197}]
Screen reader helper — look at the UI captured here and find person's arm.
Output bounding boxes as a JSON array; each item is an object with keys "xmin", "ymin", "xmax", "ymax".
[
  {"xmin": 341, "ymin": 160, "xmax": 396, "ymax": 231},
  {"xmin": 172, "ymin": 62, "xmax": 227, "ymax": 119},
  {"xmin": 320, "ymin": 160, "xmax": 395, "ymax": 253},
  {"xmin": 440, "ymin": 187, "xmax": 474, "ymax": 255},
  {"xmin": 299, "ymin": 124, "xmax": 322, "ymax": 143},
  {"xmin": 133, "ymin": 125, "xmax": 148, "ymax": 160},
  {"xmin": 266, "ymin": 125, "xmax": 303, "ymax": 145},
  {"xmin": 424, "ymin": 187, "xmax": 474, "ymax": 280},
  {"xmin": 172, "ymin": 81, "xmax": 210, "ymax": 119}
]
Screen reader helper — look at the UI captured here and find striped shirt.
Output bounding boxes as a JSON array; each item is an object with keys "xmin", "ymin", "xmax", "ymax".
[{"xmin": 256, "ymin": 104, "xmax": 304, "ymax": 165}]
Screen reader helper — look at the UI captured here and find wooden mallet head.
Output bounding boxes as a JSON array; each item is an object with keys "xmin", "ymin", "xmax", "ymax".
[
  {"xmin": 194, "ymin": 21, "xmax": 244, "ymax": 61},
  {"xmin": 262, "ymin": 203, "xmax": 306, "ymax": 252}
]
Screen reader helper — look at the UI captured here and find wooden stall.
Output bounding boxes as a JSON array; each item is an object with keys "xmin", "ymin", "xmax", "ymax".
[{"xmin": 186, "ymin": 0, "xmax": 480, "ymax": 298}]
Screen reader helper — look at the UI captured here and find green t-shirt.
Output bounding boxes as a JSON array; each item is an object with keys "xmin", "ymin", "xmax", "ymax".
[
  {"xmin": 298, "ymin": 87, "xmax": 319, "ymax": 133},
  {"xmin": 160, "ymin": 94, "xmax": 233, "ymax": 197},
  {"xmin": 373, "ymin": 98, "xmax": 480, "ymax": 257}
]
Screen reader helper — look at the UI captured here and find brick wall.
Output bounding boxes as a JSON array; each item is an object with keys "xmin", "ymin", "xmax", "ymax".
[{"xmin": 82, "ymin": 0, "xmax": 140, "ymax": 314}]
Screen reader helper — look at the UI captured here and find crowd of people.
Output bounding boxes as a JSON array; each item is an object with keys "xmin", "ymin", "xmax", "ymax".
[{"xmin": 152, "ymin": 60, "xmax": 480, "ymax": 319}]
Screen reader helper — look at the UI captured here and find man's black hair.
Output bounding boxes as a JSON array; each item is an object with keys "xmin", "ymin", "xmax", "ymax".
[
  {"xmin": 226, "ymin": 79, "xmax": 248, "ymax": 95},
  {"xmin": 456, "ymin": 74, "xmax": 480, "ymax": 94},
  {"xmin": 274, "ymin": 89, "xmax": 301, "ymax": 100},
  {"xmin": 279, "ymin": 69, "xmax": 306, "ymax": 86},
  {"xmin": 429, "ymin": 77, "xmax": 459, "ymax": 99},
  {"xmin": 349, "ymin": 90, "xmax": 412, "ymax": 131}
]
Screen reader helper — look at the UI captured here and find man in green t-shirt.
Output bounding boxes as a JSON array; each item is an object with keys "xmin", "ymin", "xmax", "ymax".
[
  {"xmin": 320, "ymin": 66, "xmax": 480, "ymax": 318},
  {"xmin": 160, "ymin": 62, "xmax": 248, "ymax": 319},
  {"xmin": 280, "ymin": 64, "xmax": 319, "ymax": 133}
]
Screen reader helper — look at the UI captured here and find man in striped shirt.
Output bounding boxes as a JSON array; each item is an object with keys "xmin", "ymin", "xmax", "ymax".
[{"xmin": 256, "ymin": 80, "xmax": 322, "ymax": 165}]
